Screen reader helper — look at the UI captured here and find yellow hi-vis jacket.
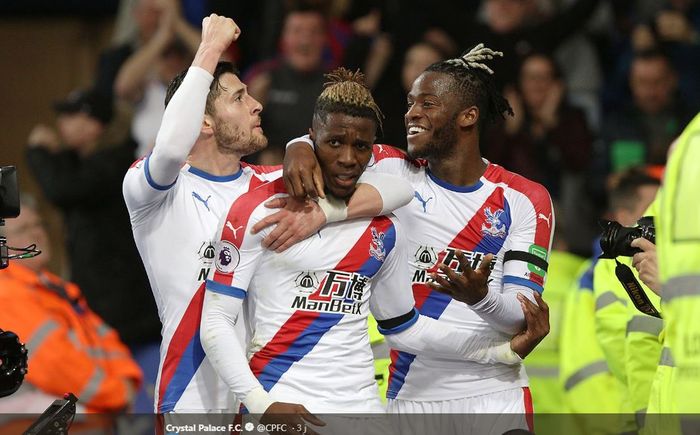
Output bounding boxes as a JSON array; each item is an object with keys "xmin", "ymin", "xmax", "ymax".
[
  {"xmin": 525, "ymin": 250, "xmax": 586, "ymax": 413},
  {"xmin": 560, "ymin": 259, "xmax": 622, "ymax": 435},
  {"xmin": 657, "ymin": 112, "xmax": 700, "ymax": 424},
  {"xmin": 367, "ymin": 314, "xmax": 390, "ymax": 403}
]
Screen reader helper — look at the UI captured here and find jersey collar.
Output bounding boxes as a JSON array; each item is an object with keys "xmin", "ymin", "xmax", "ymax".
[{"xmin": 187, "ymin": 165, "xmax": 244, "ymax": 182}]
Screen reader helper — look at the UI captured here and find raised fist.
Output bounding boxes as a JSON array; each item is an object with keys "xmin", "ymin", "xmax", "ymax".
[{"xmin": 201, "ymin": 14, "xmax": 241, "ymax": 52}]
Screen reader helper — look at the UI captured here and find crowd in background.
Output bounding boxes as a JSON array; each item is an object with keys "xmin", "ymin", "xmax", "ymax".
[{"xmin": 1, "ymin": 0, "xmax": 699, "ymax": 430}]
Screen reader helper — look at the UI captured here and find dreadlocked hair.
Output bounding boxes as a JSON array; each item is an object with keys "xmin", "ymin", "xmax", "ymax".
[
  {"xmin": 313, "ymin": 67, "xmax": 384, "ymax": 133},
  {"xmin": 426, "ymin": 43, "xmax": 513, "ymax": 130}
]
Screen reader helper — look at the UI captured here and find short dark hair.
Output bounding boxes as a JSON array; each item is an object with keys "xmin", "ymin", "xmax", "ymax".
[
  {"xmin": 313, "ymin": 68, "xmax": 383, "ymax": 133},
  {"xmin": 164, "ymin": 61, "xmax": 240, "ymax": 115},
  {"xmin": 633, "ymin": 48, "xmax": 671, "ymax": 66},
  {"xmin": 608, "ymin": 166, "xmax": 661, "ymax": 213},
  {"xmin": 518, "ymin": 51, "xmax": 563, "ymax": 81},
  {"xmin": 425, "ymin": 44, "xmax": 513, "ymax": 131}
]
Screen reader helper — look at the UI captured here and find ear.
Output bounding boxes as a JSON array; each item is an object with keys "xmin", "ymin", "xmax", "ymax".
[
  {"xmin": 458, "ymin": 106, "xmax": 479, "ymax": 128},
  {"xmin": 308, "ymin": 127, "xmax": 315, "ymax": 142},
  {"xmin": 201, "ymin": 114, "xmax": 214, "ymax": 136}
]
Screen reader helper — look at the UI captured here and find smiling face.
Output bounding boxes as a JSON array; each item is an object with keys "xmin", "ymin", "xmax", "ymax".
[
  {"xmin": 405, "ymin": 71, "xmax": 463, "ymax": 160},
  {"xmin": 207, "ymin": 72, "xmax": 268, "ymax": 156},
  {"xmin": 311, "ymin": 112, "xmax": 376, "ymax": 200},
  {"xmin": 282, "ymin": 11, "xmax": 326, "ymax": 73}
]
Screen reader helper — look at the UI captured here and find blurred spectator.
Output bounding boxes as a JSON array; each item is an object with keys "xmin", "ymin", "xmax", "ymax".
[
  {"xmin": 473, "ymin": 0, "xmax": 601, "ymax": 90},
  {"xmin": 485, "ymin": 53, "xmax": 595, "ymax": 255},
  {"xmin": 24, "ymin": 89, "xmax": 161, "ymax": 354},
  {"xmin": 116, "ymin": 39, "xmax": 193, "ymax": 157},
  {"xmin": 95, "ymin": 0, "xmax": 199, "ymax": 105},
  {"xmin": 603, "ymin": 0, "xmax": 700, "ymax": 112},
  {"xmin": 0, "ymin": 196, "xmax": 142, "ymax": 415},
  {"xmin": 632, "ymin": 0, "xmax": 700, "ymax": 106},
  {"xmin": 377, "ymin": 41, "xmax": 447, "ymax": 148},
  {"xmin": 245, "ymin": 3, "xmax": 328, "ymax": 164},
  {"xmin": 598, "ymin": 50, "xmax": 694, "ymax": 179}
]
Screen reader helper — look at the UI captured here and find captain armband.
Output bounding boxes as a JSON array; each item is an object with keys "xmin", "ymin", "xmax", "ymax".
[{"xmin": 503, "ymin": 250, "xmax": 549, "ymax": 273}]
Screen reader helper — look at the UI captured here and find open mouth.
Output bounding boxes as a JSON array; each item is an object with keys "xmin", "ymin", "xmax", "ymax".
[
  {"xmin": 407, "ymin": 125, "xmax": 428, "ymax": 137},
  {"xmin": 333, "ymin": 173, "xmax": 357, "ymax": 187}
]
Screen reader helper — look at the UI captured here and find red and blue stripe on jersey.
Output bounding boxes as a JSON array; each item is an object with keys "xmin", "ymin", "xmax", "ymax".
[
  {"xmin": 157, "ymin": 174, "xmax": 283, "ymax": 413},
  {"xmin": 484, "ymin": 165, "xmax": 553, "ymax": 292},
  {"xmin": 208, "ymin": 179, "xmax": 287, "ymax": 293},
  {"xmin": 249, "ymin": 216, "xmax": 397, "ymax": 392},
  {"xmin": 387, "ymin": 184, "xmax": 513, "ymax": 399},
  {"xmin": 157, "ymin": 283, "xmax": 206, "ymax": 412}
]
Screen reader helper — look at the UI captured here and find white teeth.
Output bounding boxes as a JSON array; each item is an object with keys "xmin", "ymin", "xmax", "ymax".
[{"xmin": 408, "ymin": 126, "xmax": 426, "ymax": 135}]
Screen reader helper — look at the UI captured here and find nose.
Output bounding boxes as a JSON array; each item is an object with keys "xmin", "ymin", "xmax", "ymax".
[
  {"xmin": 248, "ymin": 95, "xmax": 263, "ymax": 115},
  {"xmin": 405, "ymin": 102, "xmax": 420, "ymax": 123},
  {"xmin": 336, "ymin": 144, "xmax": 357, "ymax": 167}
]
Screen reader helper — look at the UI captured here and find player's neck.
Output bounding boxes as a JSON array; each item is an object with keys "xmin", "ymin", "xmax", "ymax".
[
  {"xmin": 428, "ymin": 140, "xmax": 486, "ymax": 187},
  {"xmin": 187, "ymin": 142, "xmax": 242, "ymax": 176}
]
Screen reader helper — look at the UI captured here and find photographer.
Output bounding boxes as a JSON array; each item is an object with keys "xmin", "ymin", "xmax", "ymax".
[
  {"xmin": 593, "ymin": 167, "xmax": 662, "ymax": 432},
  {"xmin": 0, "ymin": 196, "xmax": 142, "ymax": 415},
  {"xmin": 631, "ymin": 237, "xmax": 660, "ymax": 295}
]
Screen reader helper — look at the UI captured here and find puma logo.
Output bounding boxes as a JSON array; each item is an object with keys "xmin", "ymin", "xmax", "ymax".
[
  {"xmin": 537, "ymin": 213, "xmax": 552, "ymax": 228},
  {"xmin": 225, "ymin": 221, "xmax": 243, "ymax": 239},
  {"xmin": 192, "ymin": 191, "xmax": 212, "ymax": 211},
  {"xmin": 414, "ymin": 191, "xmax": 433, "ymax": 213}
]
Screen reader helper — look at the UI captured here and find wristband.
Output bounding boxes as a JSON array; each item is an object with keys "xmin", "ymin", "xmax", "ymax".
[
  {"xmin": 243, "ymin": 386, "xmax": 275, "ymax": 415},
  {"xmin": 317, "ymin": 195, "xmax": 348, "ymax": 224},
  {"xmin": 486, "ymin": 342, "xmax": 522, "ymax": 365}
]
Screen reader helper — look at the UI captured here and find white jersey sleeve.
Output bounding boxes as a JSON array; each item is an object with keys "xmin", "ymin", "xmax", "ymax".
[
  {"xmin": 368, "ymin": 217, "xmax": 520, "ymax": 364},
  {"xmin": 123, "ymin": 66, "xmax": 213, "ymax": 214},
  {"xmin": 501, "ymin": 179, "xmax": 555, "ymax": 294},
  {"xmin": 200, "ymin": 180, "xmax": 288, "ymax": 414}
]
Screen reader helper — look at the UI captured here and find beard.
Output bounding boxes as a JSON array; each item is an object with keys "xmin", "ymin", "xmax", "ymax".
[
  {"xmin": 407, "ymin": 115, "xmax": 458, "ymax": 161},
  {"xmin": 213, "ymin": 120, "xmax": 268, "ymax": 157}
]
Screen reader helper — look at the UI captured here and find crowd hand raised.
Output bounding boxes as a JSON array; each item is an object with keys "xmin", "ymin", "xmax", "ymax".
[
  {"xmin": 152, "ymin": 0, "xmax": 176, "ymax": 44},
  {"xmin": 656, "ymin": 11, "xmax": 695, "ymax": 43},
  {"xmin": 284, "ymin": 142, "xmax": 324, "ymax": 200},
  {"xmin": 631, "ymin": 237, "xmax": 661, "ymax": 296},
  {"xmin": 251, "ymin": 196, "xmax": 326, "ymax": 252},
  {"xmin": 201, "ymin": 14, "xmax": 240, "ymax": 51},
  {"xmin": 510, "ymin": 292, "xmax": 550, "ymax": 359},
  {"xmin": 261, "ymin": 402, "xmax": 325, "ymax": 435},
  {"xmin": 428, "ymin": 251, "xmax": 493, "ymax": 305},
  {"xmin": 28, "ymin": 124, "xmax": 60, "ymax": 152}
]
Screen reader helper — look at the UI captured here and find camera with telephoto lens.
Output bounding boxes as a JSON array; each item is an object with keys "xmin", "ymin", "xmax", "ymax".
[{"xmin": 599, "ymin": 216, "xmax": 655, "ymax": 259}]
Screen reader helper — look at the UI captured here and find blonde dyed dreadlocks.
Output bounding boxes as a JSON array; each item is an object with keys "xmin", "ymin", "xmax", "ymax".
[
  {"xmin": 313, "ymin": 68, "xmax": 384, "ymax": 133},
  {"xmin": 426, "ymin": 43, "xmax": 513, "ymax": 130}
]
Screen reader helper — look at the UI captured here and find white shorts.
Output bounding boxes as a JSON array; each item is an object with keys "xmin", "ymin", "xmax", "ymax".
[{"xmin": 387, "ymin": 387, "xmax": 534, "ymax": 435}]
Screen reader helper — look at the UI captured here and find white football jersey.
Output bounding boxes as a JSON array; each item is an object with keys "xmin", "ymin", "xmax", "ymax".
[
  {"xmin": 366, "ymin": 145, "xmax": 554, "ymax": 401},
  {"xmin": 123, "ymin": 157, "xmax": 280, "ymax": 412},
  {"xmin": 206, "ymin": 178, "xmax": 415, "ymax": 414}
]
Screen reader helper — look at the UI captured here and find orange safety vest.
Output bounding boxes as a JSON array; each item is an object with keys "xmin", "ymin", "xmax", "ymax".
[{"xmin": 0, "ymin": 263, "xmax": 143, "ymax": 412}]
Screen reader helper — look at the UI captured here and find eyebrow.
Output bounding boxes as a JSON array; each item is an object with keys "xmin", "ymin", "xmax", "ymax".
[
  {"xmin": 409, "ymin": 92, "xmax": 438, "ymax": 98},
  {"xmin": 226, "ymin": 83, "xmax": 246, "ymax": 98}
]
